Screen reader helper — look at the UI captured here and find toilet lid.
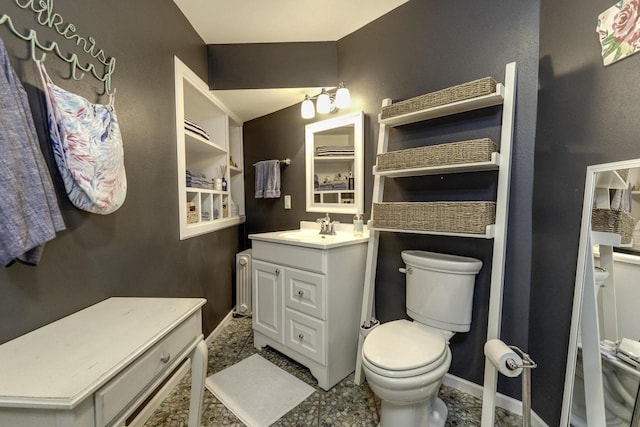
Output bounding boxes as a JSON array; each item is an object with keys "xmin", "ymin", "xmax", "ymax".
[{"xmin": 362, "ymin": 320, "xmax": 447, "ymax": 371}]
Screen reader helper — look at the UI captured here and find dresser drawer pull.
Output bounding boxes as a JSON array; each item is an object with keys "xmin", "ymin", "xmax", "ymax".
[
  {"xmin": 275, "ymin": 269, "xmax": 281, "ymax": 276},
  {"xmin": 297, "ymin": 290, "xmax": 304, "ymax": 297},
  {"xmin": 298, "ymin": 333, "xmax": 304, "ymax": 340},
  {"xmin": 160, "ymin": 353, "xmax": 171, "ymax": 364}
]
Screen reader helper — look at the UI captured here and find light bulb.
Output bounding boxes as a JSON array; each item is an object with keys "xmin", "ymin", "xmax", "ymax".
[
  {"xmin": 335, "ymin": 83, "xmax": 351, "ymax": 109},
  {"xmin": 301, "ymin": 95, "xmax": 315, "ymax": 119},
  {"xmin": 316, "ymin": 89, "xmax": 331, "ymax": 114}
]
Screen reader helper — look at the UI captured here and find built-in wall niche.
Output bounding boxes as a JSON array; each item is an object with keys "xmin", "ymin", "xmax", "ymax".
[
  {"xmin": 174, "ymin": 56, "xmax": 245, "ymax": 239},
  {"xmin": 305, "ymin": 111, "xmax": 364, "ymax": 215}
]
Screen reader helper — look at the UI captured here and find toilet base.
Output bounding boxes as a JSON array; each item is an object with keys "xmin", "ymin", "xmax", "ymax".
[{"xmin": 379, "ymin": 395, "xmax": 448, "ymax": 427}]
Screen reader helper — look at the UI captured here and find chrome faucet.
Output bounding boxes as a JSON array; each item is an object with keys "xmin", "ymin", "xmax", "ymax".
[{"xmin": 316, "ymin": 213, "xmax": 339, "ymax": 235}]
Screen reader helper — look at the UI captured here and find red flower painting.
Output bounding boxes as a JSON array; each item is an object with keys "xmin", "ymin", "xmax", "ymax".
[{"xmin": 598, "ymin": 0, "xmax": 640, "ymax": 65}]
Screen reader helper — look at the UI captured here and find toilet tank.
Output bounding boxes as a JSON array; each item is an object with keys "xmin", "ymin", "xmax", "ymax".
[{"xmin": 401, "ymin": 250, "xmax": 482, "ymax": 333}]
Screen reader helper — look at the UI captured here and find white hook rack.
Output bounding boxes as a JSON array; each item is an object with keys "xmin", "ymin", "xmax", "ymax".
[{"xmin": 0, "ymin": 12, "xmax": 116, "ymax": 95}]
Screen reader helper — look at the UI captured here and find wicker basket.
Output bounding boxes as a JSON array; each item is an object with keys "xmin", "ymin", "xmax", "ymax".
[
  {"xmin": 616, "ymin": 169, "xmax": 629, "ymax": 182},
  {"xmin": 187, "ymin": 202, "xmax": 199, "ymax": 224},
  {"xmin": 381, "ymin": 77, "xmax": 498, "ymax": 120},
  {"xmin": 372, "ymin": 202, "xmax": 496, "ymax": 234},
  {"xmin": 592, "ymin": 208, "xmax": 635, "ymax": 244},
  {"xmin": 376, "ymin": 138, "xmax": 497, "ymax": 171}
]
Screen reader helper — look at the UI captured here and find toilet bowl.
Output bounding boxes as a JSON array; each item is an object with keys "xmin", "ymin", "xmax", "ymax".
[
  {"xmin": 363, "ymin": 320, "xmax": 452, "ymax": 426},
  {"xmin": 362, "ymin": 250, "xmax": 482, "ymax": 427}
]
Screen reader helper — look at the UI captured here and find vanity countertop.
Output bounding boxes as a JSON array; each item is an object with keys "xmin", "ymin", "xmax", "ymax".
[{"xmin": 249, "ymin": 221, "xmax": 369, "ymax": 250}]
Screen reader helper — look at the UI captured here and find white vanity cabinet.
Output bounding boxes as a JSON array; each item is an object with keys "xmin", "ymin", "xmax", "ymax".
[{"xmin": 250, "ymin": 237, "xmax": 367, "ymax": 390}]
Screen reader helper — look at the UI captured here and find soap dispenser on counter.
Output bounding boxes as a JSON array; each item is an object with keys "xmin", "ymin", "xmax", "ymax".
[{"xmin": 353, "ymin": 212, "xmax": 364, "ymax": 236}]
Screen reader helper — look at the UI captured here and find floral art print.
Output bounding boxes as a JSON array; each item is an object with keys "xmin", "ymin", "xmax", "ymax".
[{"xmin": 597, "ymin": 0, "xmax": 640, "ymax": 65}]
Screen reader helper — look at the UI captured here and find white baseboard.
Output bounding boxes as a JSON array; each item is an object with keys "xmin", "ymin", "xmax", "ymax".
[
  {"xmin": 205, "ymin": 310, "xmax": 235, "ymax": 345},
  {"xmin": 443, "ymin": 374, "xmax": 548, "ymax": 427}
]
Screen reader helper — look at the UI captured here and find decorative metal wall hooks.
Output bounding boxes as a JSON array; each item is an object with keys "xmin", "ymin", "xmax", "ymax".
[{"xmin": 1, "ymin": 1, "xmax": 117, "ymax": 95}]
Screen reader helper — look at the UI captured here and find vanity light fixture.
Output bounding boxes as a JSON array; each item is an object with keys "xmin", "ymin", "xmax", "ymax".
[
  {"xmin": 335, "ymin": 82, "xmax": 351, "ymax": 109},
  {"xmin": 301, "ymin": 95, "xmax": 315, "ymax": 119},
  {"xmin": 316, "ymin": 88, "xmax": 331, "ymax": 114},
  {"xmin": 300, "ymin": 83, "xmax": 351, "ymax": 119}
]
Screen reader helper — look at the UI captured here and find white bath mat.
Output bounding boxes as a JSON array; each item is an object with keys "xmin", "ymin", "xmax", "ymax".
[{"xmin": 205, "ymin": 354, "xmax": 315, "ymax": 426}]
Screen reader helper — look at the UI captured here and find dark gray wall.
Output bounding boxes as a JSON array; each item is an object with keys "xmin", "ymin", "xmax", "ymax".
[
  {"xmin": 208, "ymin": 42, "xmax": 338, "ymax": 89},
  {"xmin": 244, "ymin": 0, "xmax": 540, "ymax": 413},
  {"xmin": 0, "ymin": 0, "xmax": 241, "ymax": 343},
  {"xmin": 532, "ymin": 0, "xmax": 640, "ymax": 424}
]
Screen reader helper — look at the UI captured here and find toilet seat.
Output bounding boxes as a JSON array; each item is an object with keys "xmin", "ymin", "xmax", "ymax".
[{"xmin": 362, "ymin": 320, "xmax": 448, "ymax": 379}]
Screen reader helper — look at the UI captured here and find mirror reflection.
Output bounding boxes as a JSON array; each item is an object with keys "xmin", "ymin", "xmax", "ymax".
[
  {"xmin": 305, "ymin": 111, "xmax": 364, "ymax": 215},
  {"xmin": 565, "ymin": 160, "xmax": 640, "ymax": 427}
]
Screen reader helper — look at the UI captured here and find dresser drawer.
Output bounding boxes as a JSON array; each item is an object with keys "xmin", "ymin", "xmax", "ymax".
[
  {"xmin": 94, "ymin": 311, "xmax": 201, "ymax": 426},
  {"xmin": 285, "ymin": 309, "xmax": 326, "ymax": 365},
  {"xmin": 284, "ymin": 268, "xmax": 325, "ymax": 320}
]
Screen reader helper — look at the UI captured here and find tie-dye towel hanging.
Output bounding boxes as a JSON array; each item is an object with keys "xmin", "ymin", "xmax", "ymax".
[{"xmin": 36, "ymin": 61, "xmax": 126, "ymax": 214}]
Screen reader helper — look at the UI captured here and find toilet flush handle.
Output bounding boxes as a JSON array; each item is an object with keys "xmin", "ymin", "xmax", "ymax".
[{"xmin": 399, "ymin": 267, "xmax": 413, "ymax": 274}]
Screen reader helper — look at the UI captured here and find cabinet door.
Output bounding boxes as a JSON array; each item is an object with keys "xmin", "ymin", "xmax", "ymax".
[{"xmin": 252, "ymin": 260, "xmax": 284, "ymax": 344}]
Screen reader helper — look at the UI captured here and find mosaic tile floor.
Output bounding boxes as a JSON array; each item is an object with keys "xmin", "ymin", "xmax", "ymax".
[{"xmin": 145, "ymin": 316, "xmax": 522, "ymax": 426}]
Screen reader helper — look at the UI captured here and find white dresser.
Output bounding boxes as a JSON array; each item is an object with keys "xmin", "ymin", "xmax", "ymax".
[{"xmin": 0, "ymin": 297, "xmax": 208, "ymax": 427}]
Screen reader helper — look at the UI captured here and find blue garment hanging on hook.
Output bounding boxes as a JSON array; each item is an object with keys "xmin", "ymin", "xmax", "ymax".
[{"xmin": 0, "ymin": 37, "xmax": 65, "ymax": 266}]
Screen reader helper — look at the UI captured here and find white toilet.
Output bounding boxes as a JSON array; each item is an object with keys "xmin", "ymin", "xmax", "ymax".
[{"xmin": 362, "ymin": 250, "xmax": 482, "ymax": 427}]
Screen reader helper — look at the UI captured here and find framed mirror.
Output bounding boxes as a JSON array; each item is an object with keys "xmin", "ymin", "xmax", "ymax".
[
  {"xmin": 562, "ymin": 158, "xmax": 640, "ymax": 427},
  {"xmin": 305, "ymin": 111, "xmax": 364, "ymax": 215}
]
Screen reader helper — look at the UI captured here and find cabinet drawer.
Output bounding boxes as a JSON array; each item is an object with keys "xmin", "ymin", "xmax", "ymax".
[
  {"xmin": 94, "ymin": 311, "xmax": 201, "ymax": 426},
  {"xmin": 252, "ymin": 241, "xmax": 326, "ymax": 273},
  {"xmin": 285, "ymin": 309, "xmax": 326, "ymax": 365},
  {"xmin": 285, "ymin": 268, "xmax": 325, "ymax": 320}
]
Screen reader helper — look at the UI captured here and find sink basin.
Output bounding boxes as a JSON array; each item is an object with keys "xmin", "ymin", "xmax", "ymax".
[
  {"xmin": 249, "ymin": 221, "xmax": 368, "ymax": 249},
  {"xmin": 278, "ymin": 230, "xmax": 343, "ymax": 241}
]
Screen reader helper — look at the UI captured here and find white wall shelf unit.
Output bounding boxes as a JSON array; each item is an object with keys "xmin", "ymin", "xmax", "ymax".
[
  {"xmin": 373, "ymin": 152, "xmax": 501, "ymax": 178},
  {"xmin": 378, "ymin": 85, "xmax": 504, "ymax": 127},
  {"xmin": 354, "ymin": 63, "xmax": 517, "ymax": 427},
  {"xmin": 370, "ymin": 225, "xmax": 496, "ymax": 239},
  {"xmin": 174, "ymin": 57, "xmax": 245, "ymax": 240}
]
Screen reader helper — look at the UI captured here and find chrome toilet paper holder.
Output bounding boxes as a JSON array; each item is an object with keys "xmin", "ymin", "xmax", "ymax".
[
  {"xmin": 486, "ymin": 341, "xmax": 537, "ymax": 427},
  {"xmin": 508, "ymin": 345, "xmax": 536, "ymax": 427},
  {"xmin": 505, "ymin": 344, "xmax": 537, "ymax": 372}
]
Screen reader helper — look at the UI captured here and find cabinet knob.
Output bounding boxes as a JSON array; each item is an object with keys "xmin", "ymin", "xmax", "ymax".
[
  {"xmin": 297, "ymin": 290, "xmax": 304, "ymax": 297},
  {"xmin": 160, "ymin": 353, "xmax": 171, "ymax": 364},
  {"xmin": 298, "ymin": 333, "xmax": 304, "ymax": 340},
  {"xmin": 275, "ymin": 269, "xmax": 280, "ymax": 276}
]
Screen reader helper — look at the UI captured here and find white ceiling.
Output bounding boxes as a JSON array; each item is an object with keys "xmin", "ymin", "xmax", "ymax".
[{"xmin": 173, "ymin": 0, "xmax": 410, "ymax": 121}]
